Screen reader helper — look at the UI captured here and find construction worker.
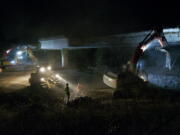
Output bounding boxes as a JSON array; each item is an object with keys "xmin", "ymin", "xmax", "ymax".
[{"xmin": 64, "ymin": 83, "xmax": 70, "ymax": 103}]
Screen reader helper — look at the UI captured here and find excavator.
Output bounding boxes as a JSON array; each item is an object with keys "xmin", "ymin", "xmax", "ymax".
[
  {"xmin": 103, "ymin": 27, "xmax": 171, "ymax": 89},
  {"xmin": 0, "ymin": 45, "xmax": 37, "ymax": 71}
]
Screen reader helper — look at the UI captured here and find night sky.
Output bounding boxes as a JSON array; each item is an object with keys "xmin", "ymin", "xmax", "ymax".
[{"xmin": 0, "ymin": 0, "xmax": 180, "ymax": 43}]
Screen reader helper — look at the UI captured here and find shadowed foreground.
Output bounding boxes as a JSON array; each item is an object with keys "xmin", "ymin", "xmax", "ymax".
[{"xmin": 0, "ymin": 84, "xmax": 180, "ymax": 135}]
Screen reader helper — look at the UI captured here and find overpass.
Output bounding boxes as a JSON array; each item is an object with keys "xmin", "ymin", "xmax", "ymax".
[{"xmin": 39, "ymin": 28, "xmax": 180, "ymax": 68}]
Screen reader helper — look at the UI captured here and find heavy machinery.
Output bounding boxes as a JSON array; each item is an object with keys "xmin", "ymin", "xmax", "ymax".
[
  {"xmin": 136, "ymin": 44, "xmax": 180, "ymax": 89},
  {"xmin": 103, "ymin": 27, "xmax": 175, "ymax": 89},
  {"xmin": 29, "ymin": 65, "xmax": 62, "ymax": 88},
  {"xmin": 1, "ymin": 45, "xmax": 37, "ymax": 71}
]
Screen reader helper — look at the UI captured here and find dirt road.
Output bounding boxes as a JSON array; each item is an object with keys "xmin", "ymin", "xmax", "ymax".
[{"xmin": 0, "ymin": 71, "xmax": 31, "ymax": 92}]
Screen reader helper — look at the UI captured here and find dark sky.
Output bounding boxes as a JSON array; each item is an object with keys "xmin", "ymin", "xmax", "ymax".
[{"xmin": 0, "ymin": 0, "xmax": 180, "ymax": 43}]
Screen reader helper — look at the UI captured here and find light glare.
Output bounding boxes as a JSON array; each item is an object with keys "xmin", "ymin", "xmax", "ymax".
[
  {"xmin": 40, "ymin": 67, "xmax": 45, "ymax": 72},
  {"xmin": 40, "ymin": 78, "xmax": 45, "ymax": 82},
  {"xmin": 47, "ymin": 66, "xmax": 52, "ymax": 70},
  {"xmin": 17, "ymin": 51, "xmax": 23, "ymax": 56},
  {"xmin": 10, "ymin": 60, "xmax": 16, "ymax": 64}
]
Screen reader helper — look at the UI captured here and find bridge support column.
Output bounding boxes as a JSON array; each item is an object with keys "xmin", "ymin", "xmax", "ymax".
[{"xmin": 61, "ymin": 49, "xmax": 69, "ymax": 68}]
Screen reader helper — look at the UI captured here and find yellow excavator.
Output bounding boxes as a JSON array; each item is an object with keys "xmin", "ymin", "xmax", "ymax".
[{"xmin": 0, "ymin": 45, "xmax": 37, "ymax": 71}]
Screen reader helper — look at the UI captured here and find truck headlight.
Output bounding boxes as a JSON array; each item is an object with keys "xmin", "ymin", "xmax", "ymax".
[
  {"xmin": 40, "ymin": 67, "xmax": 46, "ymax": 72},
  {"xmin": 55, "ymin": 74, "xmax": 60, "ymax": 78},
  {"xmin": 40, "ymin": 77, "xmax": 45, "ymax": 82},
  {"xmin": 47, "ymin": 66, "xmax": 52, "ymax": 71}
]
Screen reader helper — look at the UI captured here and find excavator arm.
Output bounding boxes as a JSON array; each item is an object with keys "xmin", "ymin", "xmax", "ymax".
[{"xmin": 131, "ymin": 27, "xmax": 168, "ymax": 71}]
